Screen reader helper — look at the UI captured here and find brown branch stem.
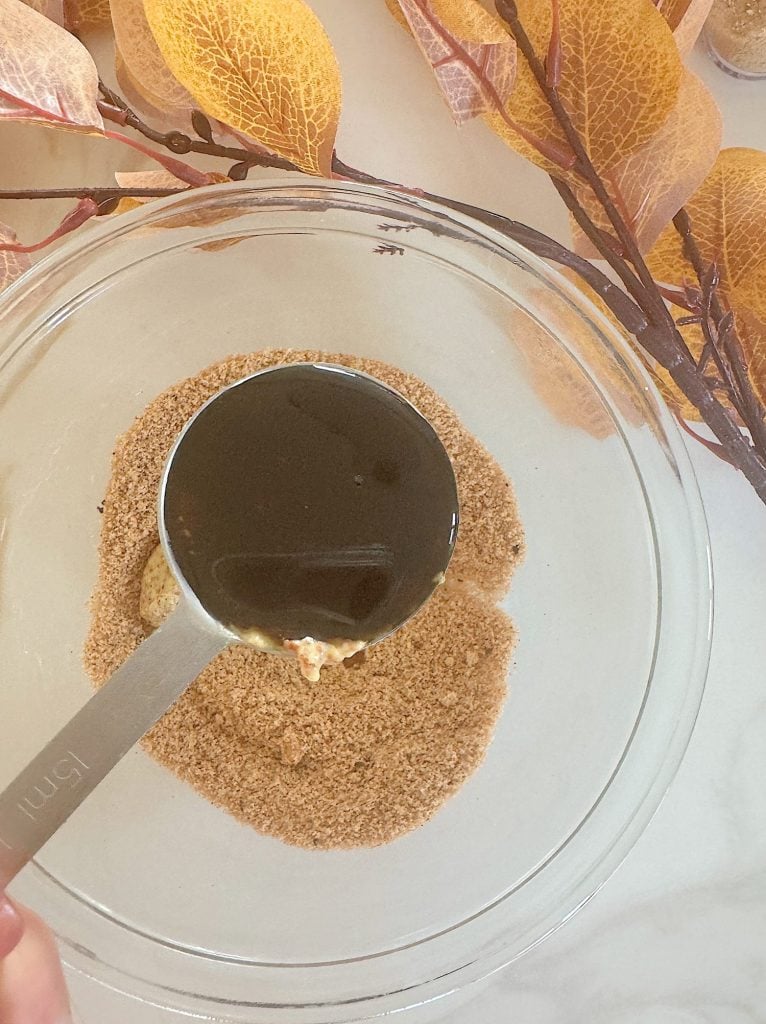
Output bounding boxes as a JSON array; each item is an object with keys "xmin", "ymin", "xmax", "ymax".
[
  {"xmin": 97, "ymin": 82, "xmax": 295, "ymax": 173},
  {"xmin": 5, "ymin": 79, "xmax": 766, "ymax": 499},
  {"xmin": 672, "ymin": 208, "xmax": 766, "ymax": 456},
  {"xmin": 494, "ymin": 0, "xmax": 766, "ymax": 498},
  {"xmin": 331, "ymin": 156, "xmax": 648, "ymax": 335},
  {"xmin": 0, "ymin": 188, "xmax": 186, "ymax": 200},
  {"xmin": 495, "ymin": 0, "xmax": 672, "ymax": 329},
  {"xmin": 551, "ymin": 176, "xmax": 651, "ymax": 310}
]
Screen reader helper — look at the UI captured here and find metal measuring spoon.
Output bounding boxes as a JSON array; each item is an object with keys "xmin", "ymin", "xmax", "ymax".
[{"xmin": 0, "ymin": 363, "xmax": 459, "ymax": 884}]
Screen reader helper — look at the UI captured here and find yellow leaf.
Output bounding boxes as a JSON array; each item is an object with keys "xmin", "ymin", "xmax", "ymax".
[
  {"xmin": 740, "ymin": 317, "xmax": 766, "ymax": 409},
  {"xmin": 571, "ymin": 71, "xmax": 721, "ymax": 255},
  {"xmin": 740, "ymin": 260, "xmax": 766, "ymax": 340},
  {"xmin": 388, "ymin": 0, "xmax": 516, "ymax": 124},
  {"xmin": 114, "ymin": 169, "xmax": 224, "ymax": 188},
  {"xmin": 114, "ymin": 49, "xmax": 183, "ymax": 131},
  {"xmin": 653, "ymin": 0, "xmax": 714, "ymax": 55},
  {"xmin": 106, "ymin": 170, "xmax": 250, "ymax": 252},
  {"xmin": 144, "ymin": 0, "xmax": 342, "ymax": 175},
  {"xmin": 485, "ymin": 0, "xmax": 682, "ymax": 179},
  {"xmin": 112, "ymin": 0, "xmax": 195, "ymax": 119}
]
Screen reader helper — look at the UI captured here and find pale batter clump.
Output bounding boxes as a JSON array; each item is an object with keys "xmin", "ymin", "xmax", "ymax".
[
  {"xmin": 138, "ymin": 546, "xmax": 367, "ymax": 680},
  {"xmin": 84, "ymin": 350, "xmax": 525, "ymax": 849}
]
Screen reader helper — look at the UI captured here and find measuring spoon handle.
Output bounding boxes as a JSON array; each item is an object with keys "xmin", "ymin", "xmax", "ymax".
[{"xmin": 0, "ymin": 601, "xmax": 227, "ymax": 888}]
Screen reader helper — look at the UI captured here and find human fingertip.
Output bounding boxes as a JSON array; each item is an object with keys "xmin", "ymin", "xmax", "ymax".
[{"xmin": 0, "ymin": 897, "xmax": 24, "ymax": 958}]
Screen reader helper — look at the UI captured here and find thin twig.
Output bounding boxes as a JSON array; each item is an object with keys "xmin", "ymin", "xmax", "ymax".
[
  {"xmin": 97, "ymin": 81, "xmax": 295, "ymax": 172},
  {"xmin": 0, "ymin": 188, "xmax": 186, "ymax": 200},
  {"xmin": 675, "ymin": 414, "xmax": 736, "ymax": 465},
  {"xmin": 496, "ymin": 0, "xmax": 673, "ymax": 328},
  {"xmin": 495, "ymin": 0, "xmax": 766, "ymax": 498},
  {"xmin": 331, "ymin": 156, "xmax": 648, "ymax": 334},
  {"xmin": 697, "ymin": 306, "xmax": 740, "ymax": 410},
  {"xmin": 5, "ymin": 74, "xmax": 766, "ymax": 499},
  {"xmin": 407, "ymin": 0, "xmax": 576, "ymax": 169},
  {"xmin": 672, "ymin": 208, "xmax": 766, "ymax": 455}
]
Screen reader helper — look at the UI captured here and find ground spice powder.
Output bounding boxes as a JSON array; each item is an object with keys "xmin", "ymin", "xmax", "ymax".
[{"xmin": 84, "ymin": 350, "xmax": 525, "ymax": 849}]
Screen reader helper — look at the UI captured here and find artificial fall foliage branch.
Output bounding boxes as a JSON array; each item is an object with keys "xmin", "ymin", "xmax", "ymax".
[
  {"xmin": 1, "ymin": 0, "xmax": 766, "ymax": 502},
  {"xmin": 143, "ymin": 0, "xmax": 342, "ymax": 174}
]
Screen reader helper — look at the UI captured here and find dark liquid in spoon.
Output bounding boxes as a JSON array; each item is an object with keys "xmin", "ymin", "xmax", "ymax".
[{"xmin": 163, "ymin": 363, "xmax": 459, "ymax": 643}]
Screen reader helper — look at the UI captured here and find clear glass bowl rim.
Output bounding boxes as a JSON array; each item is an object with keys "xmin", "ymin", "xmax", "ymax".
[{"xmin": 0, "ymin": 179, "xmax": 713, "ymax": 1023}]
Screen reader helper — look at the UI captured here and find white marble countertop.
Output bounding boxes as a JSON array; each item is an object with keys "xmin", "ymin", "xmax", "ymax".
[{"xmin": 2, "ymin": 3, "xmax": 765, "ymax": 1021}]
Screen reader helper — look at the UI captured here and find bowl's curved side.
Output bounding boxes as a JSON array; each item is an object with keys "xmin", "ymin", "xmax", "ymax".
[{"xmin": 0, "ymin": 180, "xmax": 711, "ymax": 1024}]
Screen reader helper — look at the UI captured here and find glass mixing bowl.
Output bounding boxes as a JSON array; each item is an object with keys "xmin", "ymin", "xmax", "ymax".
[{"xmin": 0, "ymin": 181, "xmax": 711, "ymax": 1023}]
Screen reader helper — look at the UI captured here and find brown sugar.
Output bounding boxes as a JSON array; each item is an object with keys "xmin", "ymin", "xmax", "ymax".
[{"xmin": 84, "ymin": 350, "xmax": 525, "ymax": 848}]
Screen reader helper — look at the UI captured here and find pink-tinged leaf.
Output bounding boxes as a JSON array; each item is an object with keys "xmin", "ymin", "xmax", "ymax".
[
  {"xmin": 115, "ymin": 168, "xmax": 223, "ymax": 189},
  {"xmin": 111, "ymin": 0, "xmax": 195, "ymax": 122},
  {"xmin": 113, "ymin": 51, "xmax": 191, "ymax": 134},
  {"xmin": 0, "ymin": 199, "xmax": 98, "ymax": 254},
  {"xmin": 572, "ymin": 72, "xmax": 722, "ymax": 256},
  {"xmin": 0, "ymin": 222, "xmax": 33, "ymax": 291},
  {"xmin": 0, "ymin": 0, "xmax": 103, "ymax": 131},
  {"xmin": 106, "ymin": 168, "xmax": 228, "ymax": 215},
  {"xmin": 106, "ymin": 170, "xmax": 192, "ymax": 215},
  {"xmin": 394, "ymin": 0, "xmax": 516, "ymax": 125}
]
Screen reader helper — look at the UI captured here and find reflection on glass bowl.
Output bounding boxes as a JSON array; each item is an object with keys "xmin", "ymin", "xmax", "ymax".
[{"xmin": 0, "ymin": 181, "xmax": 711, "ymax": 1024}]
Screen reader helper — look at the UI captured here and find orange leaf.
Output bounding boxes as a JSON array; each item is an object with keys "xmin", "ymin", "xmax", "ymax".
[
  {"xmin": 647, "ymin": 149, "xmax": 766, "ymax": 312},
  {"xmin": 108, "ymin": 170, "xmax": 244, "ymax": 251},
  {"xmin": 111, "ymin": 0, "xmax": 195, "ymax": 120},
  {"xmin": 731, "ymin": 262, "xmax": 766, "ymax": 407},
  {"xmin": 737, "ymin": 300, "xmax": 766, "ymax": 408},
  {"xmin": 143, "ymin": 0, "xmax": 342, "ymax": 175},
  {"xmin": 486, "ymin": 0, "xmax": 682, "ymax": 178},
  {"xmin": 65, "ymin": 0, "xmax": 111, "ymax": 26},
  {"xmin": 571, "ymin": 71, "xmax": 721, "ymax": 255},
  {"xmin": 550, "ymin": 267, "xmax": 705, "ymax": 421},
  {"xmin": 647, "ymin": 148, "xmax": 766, "ymax": 417},
  {"xmin": 653, "ymin": 0, "xmax": 714, "ymax": 55},
  {"xmin": 0, "ymin": 222, "xmax": 33, "ymax": 292},
  {"xmin": 0, "ymin": 0, "xmax": 103, "ymax": 131},
  {"xmin": 739, "ymin": 259, "xmax": 766, "ymax": 338},
  {"xmin": 512, "ymin": 281, "xmax": 645, "ymax": 439},
  {"xmin": 390, "ymin": 0, "xmax": 516, "ymax": 125}
]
